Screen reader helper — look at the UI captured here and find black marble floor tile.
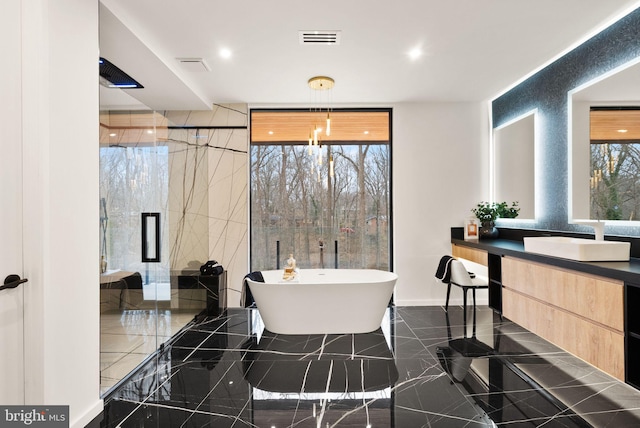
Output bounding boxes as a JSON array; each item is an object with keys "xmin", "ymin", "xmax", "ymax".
[{"xmin": 88, "ymin": 306, "xmax": 640, "ymax": 428}]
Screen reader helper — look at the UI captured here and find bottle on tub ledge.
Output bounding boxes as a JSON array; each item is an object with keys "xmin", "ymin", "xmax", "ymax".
[{"xmin": 283, "ymin": 253, "xmax": 297, "ymax": 280}]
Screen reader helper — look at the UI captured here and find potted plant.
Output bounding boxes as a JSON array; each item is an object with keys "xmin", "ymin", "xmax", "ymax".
[
  {"xmin": 471, "ymin": 201, "xmax": 519, "ymax": 238},
  {"xmin": 496, "ymin": 201, "xmax": 520, "ymax": 219}
]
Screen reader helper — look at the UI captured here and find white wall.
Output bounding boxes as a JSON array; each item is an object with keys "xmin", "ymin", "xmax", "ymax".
[
  {"xmin": 494, "ymin": 112, "xmax": 535, "ymax": 219},
  {"xmin": 19, "ymin": 0, "xmax": 102, "ymax": 426},
  {"xmin": 392, "ymin": 102, "xmax": 489, "ymax": 305},
  {"xmin": 571, "ymin": 100, "xmax": 592, "ymax": 219}
]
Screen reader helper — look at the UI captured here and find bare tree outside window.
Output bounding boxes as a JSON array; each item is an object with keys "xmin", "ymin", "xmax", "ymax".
[
  {"xmin": 250, "ymin": 110, "xmax": 391, "ymax": 271},
  {"xmin": 99, "ymin": 145, "xmax": 170, "ymax": 279},
  {"xmin": 590, "ymin": 142, "xmax": 640, "ymax": 220}
]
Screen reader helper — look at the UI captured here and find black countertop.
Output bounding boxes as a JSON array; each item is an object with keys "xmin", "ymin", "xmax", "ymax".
[{"xmin": 451, "ymin": 235, "xmax": 640, "ymax": 285}]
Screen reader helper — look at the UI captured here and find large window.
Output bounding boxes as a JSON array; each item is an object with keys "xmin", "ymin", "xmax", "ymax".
[{"xmin": 250, "ymin": 109, "xmax": 391, "ymax": 271}]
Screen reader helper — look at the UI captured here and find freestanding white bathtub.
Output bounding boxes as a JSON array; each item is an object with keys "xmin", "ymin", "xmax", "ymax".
[{"xmin": 245, "ymin": 269, "xmax": 397, "ymax": 335}]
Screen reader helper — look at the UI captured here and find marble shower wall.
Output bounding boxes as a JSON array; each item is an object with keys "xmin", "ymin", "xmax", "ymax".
[
  {"xmin": 166, "ymin": 129, "xmax": 211, "ymax": 272},
  {"xmin": 164, "ymin": 104, "xmax": 248, "ymax": 307}
]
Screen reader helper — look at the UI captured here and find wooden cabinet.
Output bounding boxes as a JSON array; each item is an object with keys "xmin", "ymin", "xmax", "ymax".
[
  {"xmin": 502, "ymin": 256, "xmax": 625, "ymax": 381},
  {"xmin": 452, "ymin": 244, "xmax": 487, "ymax": 266}
]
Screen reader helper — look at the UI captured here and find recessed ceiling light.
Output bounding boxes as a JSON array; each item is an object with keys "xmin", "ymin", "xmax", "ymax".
[
  {"xmin": 109, "ymin": 133, "xmax": 117, "ymax": 137},
  {"xmin": 364, "ymin": 130, "xmax": 370, "ymax": 135},
  {"xmin": 146, "ymin": 130, "xmax": 154, "ymax": 134},
  {"xmin": 268, "ymin": 131, "xmax": 274, "ymax": 135},
  {"xmin": 408, "ymin": 47, "xmax": 422, "ymax": 61},
  {"xmin": 618, "ymin": 129, "xmax": 628, "ymax": 133},
  {"xmin": 219, "ymin": 48, "xmax": 232, "ymax": 59}
]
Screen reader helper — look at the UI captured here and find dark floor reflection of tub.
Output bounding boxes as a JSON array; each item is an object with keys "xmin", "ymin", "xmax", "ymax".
[
  {"xmin": 242, "ymin": 328, "xmax": 399, "ymax": 393},
  {"xmin": 242, "ymin": 328, "xmax": 398, "ymax": 428}
]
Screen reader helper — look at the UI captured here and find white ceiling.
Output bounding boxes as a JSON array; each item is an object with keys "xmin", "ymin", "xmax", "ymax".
[
  {"xmin": 572, "ymin": 58, "xmax": 640, "ymax": 103},
  {"xmin": 98, "ymin": 0, "xmax": 640, "ymax": 111}
]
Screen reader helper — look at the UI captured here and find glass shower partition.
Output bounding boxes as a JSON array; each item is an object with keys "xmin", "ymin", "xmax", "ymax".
[
  {"xmin": 99, "ymin": 105, "xmax": 246, "ymax": 399},
  {"xmin": 99, "ymin": 110, "xmax": 171, "ymax": 396},
  {"xmin": 99, "ymin": 110, "xmax": 226, "ymax": 398}
]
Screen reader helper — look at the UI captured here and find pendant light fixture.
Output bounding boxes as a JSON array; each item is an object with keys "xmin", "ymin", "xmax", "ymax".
[
  {"xmin": 308, "ymin": 75, "xmax": 334, "ymax": 91},
  {"xmin": 308, "ymin": 76, "xmax": 335, "ymax": 174},
  {"xmin": 308, "ymin": 76, "xmax": 334, "ymax": 141}
]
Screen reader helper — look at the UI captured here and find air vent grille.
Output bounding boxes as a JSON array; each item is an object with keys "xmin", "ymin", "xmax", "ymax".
[
  {"xmin": 177, "ymin": 58, "xmax": 211, "ymax": 72},
  {"xmin": 299, "ymin": 30, "xmax": 341, "ymax": 45}
]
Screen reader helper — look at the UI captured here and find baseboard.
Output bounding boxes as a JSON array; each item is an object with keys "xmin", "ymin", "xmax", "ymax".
[
  {"xmin": 394, "ymin": 298, "xmax": 442, "ymax": 306},
  {"xmin": 394, "ymin": 297, "xmax": 489, "ymax": 307},
  {"xmin": 71, "ymin": 399, "xmax": 103, "ymax": 428}
]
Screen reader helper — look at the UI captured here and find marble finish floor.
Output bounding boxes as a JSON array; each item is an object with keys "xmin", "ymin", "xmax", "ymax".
[
  {"xmin": 89, "ymin": 306, "xmax": 640, "ymax": 427},
  {"xmin": 100, "ymin": 309, "xmax": 201, "ymax": 394}
]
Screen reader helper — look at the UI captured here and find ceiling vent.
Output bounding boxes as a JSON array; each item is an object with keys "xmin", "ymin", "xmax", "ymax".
[
  {"xmin": 299, "ymin": 30, "xmax": 341, "ymax": 45},
  {"xmin": 177, "ymin": 58, "xmax": 211, "ymax": 72},
  {"xmin": 99, "ymin": 57, "xmax": 143, "ymax": 89}
]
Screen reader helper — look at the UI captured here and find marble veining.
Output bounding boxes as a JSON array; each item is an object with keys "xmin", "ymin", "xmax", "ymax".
[
  {"xmin": 89, "ymin": 306, "xmax": 640, "ymax": 427},
  {"xmin": 164, "ymin": 104, "xmax": 249, "ymax": 307}
]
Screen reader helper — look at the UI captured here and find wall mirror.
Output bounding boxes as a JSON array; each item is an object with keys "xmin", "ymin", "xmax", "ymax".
[
  {"xmin": 570, "ymin": 57, "xmax": 640, "ymax": 223},
  {"xmin": 492, "ymin": 110, "xmax": 536, "ymax": 220}
]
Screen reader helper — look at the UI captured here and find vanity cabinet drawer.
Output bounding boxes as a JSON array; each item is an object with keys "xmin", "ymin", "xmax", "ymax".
[
  {"xmin": 452, "ymin": 244, "xmax": 487, "ymax": 266},
  {"xmin": 502, "ymin": 257, "xmax": 623, "ymax": 332},
  {"xmin": 502, "ymin": 256, "xmax": 625, "ymax": 381},
  {"xmin": 503, "ymin": 288, "xmax": 625, "ymax": 381}
]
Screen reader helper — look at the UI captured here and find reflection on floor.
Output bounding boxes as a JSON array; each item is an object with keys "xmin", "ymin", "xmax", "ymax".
[
  {"xmin": 100, "ymin": 310, "xmax": 200, "ymax": 395},
  {"xmin": 89, "ymin": 306, "xmax": 640, "ymax": 427}
]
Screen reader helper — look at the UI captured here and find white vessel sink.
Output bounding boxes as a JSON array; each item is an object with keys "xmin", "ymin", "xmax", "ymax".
[{"xmin": 523, "ymin": 236, "xmax": 630, "ymax": 261}]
